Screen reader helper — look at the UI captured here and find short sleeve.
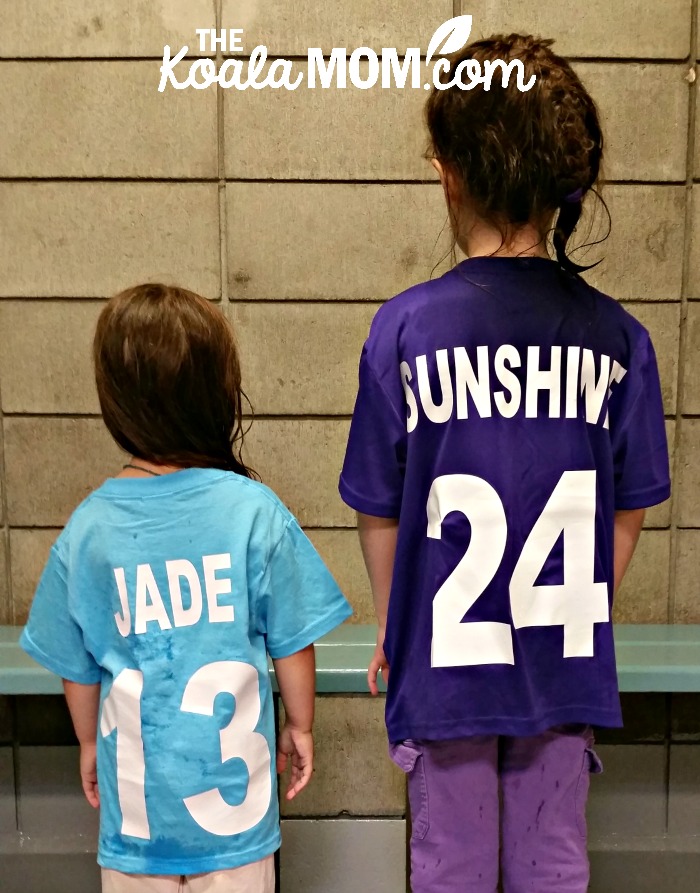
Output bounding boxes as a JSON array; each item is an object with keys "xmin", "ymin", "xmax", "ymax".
[
  {"xmin": 609, "ymin": 334, "xmax": 671, "ymax": 510},
  {"xmin": 20, "ymin": 544, "xmax": 101, "ymax": 685},
  {"xmin": 339, "ymin": 346, "xmax": 407, "ymax": 517},
  {"xmin": 257, "ymin": 518, "xmax": 352, "ymax": 659}
]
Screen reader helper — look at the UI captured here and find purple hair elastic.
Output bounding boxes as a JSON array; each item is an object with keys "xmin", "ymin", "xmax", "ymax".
[{"xmin": 564, "ymin": 188, "xmax": 584, "ymax": 204}]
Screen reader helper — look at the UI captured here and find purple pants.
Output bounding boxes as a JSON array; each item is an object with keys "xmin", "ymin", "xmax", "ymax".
[{"xmin": 390, "ymin": 726, "xmax": 602, "ymax": 893}]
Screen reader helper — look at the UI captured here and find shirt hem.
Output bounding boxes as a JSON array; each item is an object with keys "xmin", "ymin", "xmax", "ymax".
[
  {"xmin": 267, "ymin": 603, "xmax": 353, "ymax": 660},
  {"xmin": 338, "ymin": 476, "xmax": 401, "ymax": 519},
  {"xmin": 615, "ymin": 482, "xmax": 671, "ymax": 510},
  {"xmin": 388, "ymin": 705, "xmax": 623, "ymax": 742},
  {"xmin": 20, "ymin": 628, "xmax": 101, "ymax": 685},
  {"xmin": 97, "ymin": 835, "xmax": 280, "ymax": 875}
]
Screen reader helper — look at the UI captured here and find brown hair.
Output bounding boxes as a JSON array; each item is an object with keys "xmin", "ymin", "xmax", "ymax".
[
  {"xmin": 94, "ymin": 283, "xmax": 256, "ymax": 477},
  {"xmin": 425, "ymin": 33, "xmax": 606, "ymax": 272}
]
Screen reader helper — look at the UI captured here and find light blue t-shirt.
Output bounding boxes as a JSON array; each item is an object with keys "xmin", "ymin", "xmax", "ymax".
[{"xmin": 21, "ymin": 468, "xmax": 352, "ymax": 874}]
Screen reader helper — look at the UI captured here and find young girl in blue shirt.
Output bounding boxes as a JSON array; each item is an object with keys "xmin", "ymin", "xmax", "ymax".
[{"xmin": 22, "ymin": 283, "xmax": 351, "ymax": 892}]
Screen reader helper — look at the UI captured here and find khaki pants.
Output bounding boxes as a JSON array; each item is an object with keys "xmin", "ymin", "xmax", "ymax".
[{"xmin": 102, "ymin": 854, "xmax": 275, "ymax": 893}]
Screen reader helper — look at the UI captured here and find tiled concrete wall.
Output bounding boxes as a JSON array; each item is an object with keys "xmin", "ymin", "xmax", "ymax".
[{"xmin": 0, "ymin": 1, "xmax": 698, "ymax": 891}]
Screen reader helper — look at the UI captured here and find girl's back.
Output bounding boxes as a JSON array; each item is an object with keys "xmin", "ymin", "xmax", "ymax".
[
  {"xmin": 341, "ymin": 256, "xmax": 668, "ymax": 740},
  {"xmin": 28, "ymin": 468, "xmax": 337, "ymax": 869},
  {"xmin": 340, "ymin": 32, "xmax": 671, "ymax": 893}
]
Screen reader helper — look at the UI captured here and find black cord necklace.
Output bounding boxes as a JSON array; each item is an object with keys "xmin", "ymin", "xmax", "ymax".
[{"xmin": 123, "ymin": 463, "xmax": 161, "ymax": 476}]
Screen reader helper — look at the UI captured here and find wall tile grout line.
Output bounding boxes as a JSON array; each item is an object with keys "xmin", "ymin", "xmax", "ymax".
[
  {"xmin": 0, "ymin": 55, "xmax": 690, "ymax": 64},
  {"xmin": 215, "ymin": 0, "xmax": 228, "ymax": 304},
  {"xmin": 0, "ymin": 177, "xmax": 691, "ymax": 186},
  {"xmin": 0, "ymin": 296, "xmax": 692, "ymax": 305},
  {"xmin": 667, "ymin": 2, "xmax": 698, "ymax": 628}
]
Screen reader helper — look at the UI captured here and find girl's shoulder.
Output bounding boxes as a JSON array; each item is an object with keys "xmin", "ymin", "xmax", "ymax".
[
  {"xmin": 221, "ymin": 473, "xmax": 294, "ymax": 522},
  {"xmin": 576, "ymin": 278, "xmax": 653, "ymax": 351},
  {"xmin": 372, "ymin": 269, "xmax": 456, "ymax": 325},
  {"xmin": 364, "ymin": 270, "xmax": 457, "ymax": 360}
]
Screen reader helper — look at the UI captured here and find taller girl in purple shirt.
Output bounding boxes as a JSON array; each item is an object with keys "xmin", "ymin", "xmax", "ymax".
[{"xmin": 340, "ymin": 33, "xmax": 670, "ymax": 893}]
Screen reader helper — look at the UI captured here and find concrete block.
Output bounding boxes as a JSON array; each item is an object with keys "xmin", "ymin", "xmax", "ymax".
[
  {"xmin": 279, "ymin": 819, "xmax": 406, "ymax": 893},
  {"xmin": 682, "ymin": 302, "xmax": 700, "ymax": 414},
  {"xmin": 17, "ymin": 746, "xmax": 99, "ymax": 838},
  {"xmin": 224, "ymin": 0, "xmax": 451, "ymax": 55},
  {"xmin": 668, "ymin": 746, "xmax": 700, "ymax": 836},
  {"xmin": 689, "ymin": 188, "xmax": 700, "ymax": 300},
  {"xmin": 0, "ymin": 1, "xmax": 213, "ymax": 57},
  {"xmin": 587, "ymin": 744, "xmax": 667, "ymax": 837},
  {"xmin": 695, "ymin": 82, "xmax": 700, "ymax": 174},
  {"xmin": 671, "ymin": 694, "xmax": 700, "ymax": 741},
  {"xmin": 473, "ymin": 0, "xmax": 691, "ymax": 59},
  {"xmin": 575, "ymin": 64, "xmax": 688, "ymax": 182},
  {"xmin": 16, "ymin": 696, "xmax": 77, "ymax": 747},
  {"xmin": 0, "ymin": 302, "xmax": 102, "ymax": 415},
  {"xmin": 227, "ymin": 185, "xmax": 683, "ymax": 304},
  {"xmin": 614, "ymin": 530, "xmax": 670, "ymax": 624},
  {"xmin": 0, "ymin": 183, "xmax": 220, "ymax": 298},
  {"xmin": 0, "ymin": 532, "xmax": 9, "ymax": 625},
  {"xmin": 228, "ymin": 302, "xmax": 376, "ymax": 415},
  {"xmin": 582, "ymin": 186, "xmax": 685, "ymax": 301},
  {"xmin": 674, "ymin": 530, "xmax": 700, "ymax": 623},
  {"xmin": 243, "ymin": 420, "xmax": 353, "ymax": 527},
  {"xmin": 4, "ymin": 419, "xmax": 124, "ymax": 527},
  {"xmin": 280, "ymin": 696, "xmax": 404, "ymax": 817},
  {"xmin": 0, "ymin": 62, "xmax": 216, "ymax": 178},
  {"xmin": 622, "ymin": 303, "xmax": 679, "ymax": 415},
  {"xmin": 224, "ymin": 64, "xmax": 687, "ymax": 182},
  {"xmin": 224, "ymin": 63, "xmax": 432, "ymax": 180},
  {"xmin": 10, "ymin": 530, "xmax": 59, "ymax": 625},
  {"xmin": 226, "ymin": 182, "xmax": 452, "ymax": 301},
  {"xmin": 677, "ymin": 419, "xmax": 700, "ymax": 527},
  {"xmin": 305, "ymin": 530, "xmax": 373, "ymax": 623}
]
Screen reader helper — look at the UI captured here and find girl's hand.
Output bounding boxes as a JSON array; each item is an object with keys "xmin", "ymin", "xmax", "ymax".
[
  {"xmin": 368, "ymin": 634, "xmax": 390, "ymax": 696},
  {"xmin": 277, "ymin": 724, "xmax": 313, "ymax": 801},
  {"xmin": 80, "ymin": 742, "xmax": 100, "ymax": 809}
]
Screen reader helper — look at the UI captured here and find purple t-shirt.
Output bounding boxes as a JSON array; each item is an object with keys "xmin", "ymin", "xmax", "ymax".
[{"xmin": 340, "ymin": 257, "xmax": 670, "ymax": 742}]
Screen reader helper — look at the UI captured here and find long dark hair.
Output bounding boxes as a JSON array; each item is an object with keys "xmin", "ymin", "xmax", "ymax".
[
  {"xmin": 94, "ymin": 283, "xmax": 256, "ymax": 478},
  {"xmin": 425, "ymin": 34, "xmax": 607, "ymax": 273}
]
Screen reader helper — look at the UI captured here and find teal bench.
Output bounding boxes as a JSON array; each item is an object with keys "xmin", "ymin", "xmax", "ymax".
[{"xmin": 3, "ymin": 624, "xmax": 700, "ymax": 694}]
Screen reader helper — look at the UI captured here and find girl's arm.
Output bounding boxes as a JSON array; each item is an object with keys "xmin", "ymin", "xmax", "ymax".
[
  {"xmin": 273, "ymin": 644, "xmax": 315, "ymax": 801},
  {"xmin": 613, "ymin": 508, "xmax": 645, "ymax": 593},
  {"xmin": 357, "ymin": 512, "xmax": 399, "ymax": 695},
  {"xmin": 63, "ymin": 680, "xmax": 101, "ymax": 808}
]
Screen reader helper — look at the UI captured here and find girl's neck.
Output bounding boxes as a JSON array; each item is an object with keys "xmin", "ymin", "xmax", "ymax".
[
  {"xmin": 459, "ymin": 218, "xmax": 550, "ymax": 260},
  {"xmin": 119, "ymin": 457, "xmax": 185, "ymax": 478}
]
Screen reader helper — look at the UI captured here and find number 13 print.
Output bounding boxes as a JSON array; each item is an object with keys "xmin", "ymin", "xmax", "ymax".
[
  {"xmin": 100, "ymin": 660, "xmax": 271, "ymax": 839},
  {"xmin": 428, "ymin": 470, "xmax": 609, "ymax": 668}
]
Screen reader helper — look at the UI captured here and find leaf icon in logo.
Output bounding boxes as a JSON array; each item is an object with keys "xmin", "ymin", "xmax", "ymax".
[{"xmin": 425, "ymin": 15, "xmax": 473, "ymax": 65}]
